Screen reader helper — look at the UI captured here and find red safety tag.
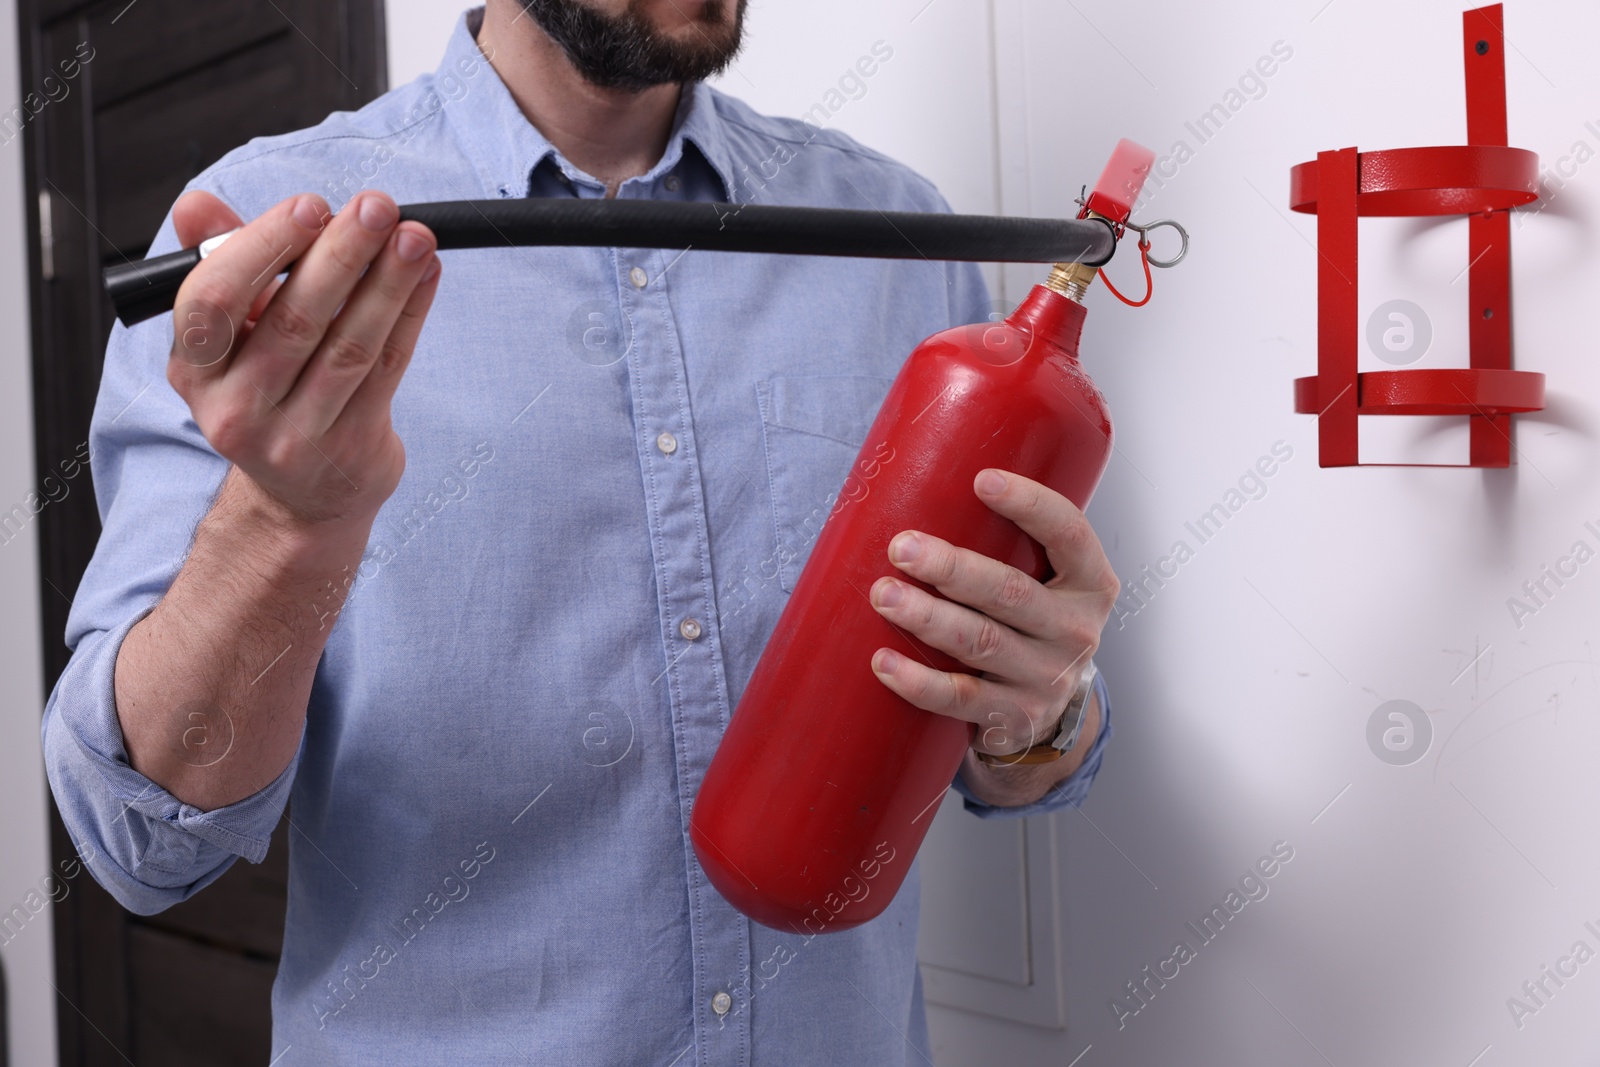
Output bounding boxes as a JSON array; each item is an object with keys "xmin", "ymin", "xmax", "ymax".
[
  {"xmin": 1079, "ymin": 138, "xmax": 1156, "ymax": 230},
  {"xmin": 1079, "ymin": 138, "xmax": 1159, "ymax": 306}
]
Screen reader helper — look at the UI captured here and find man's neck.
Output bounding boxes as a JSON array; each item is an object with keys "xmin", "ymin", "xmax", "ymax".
[{"xmin": 475, "ymin": 3, "xmax": 682, "ymax": 198}]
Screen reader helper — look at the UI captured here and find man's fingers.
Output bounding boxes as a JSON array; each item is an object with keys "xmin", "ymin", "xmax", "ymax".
[
  {"xmin": 974, "ymin": 469, "xmax": 1119, "ymax": 601},
  {"xmin": 169, "ymin": 193, "xmax": 329, "ymax": 384},
  {"xmin": 870, "ymin": 574, "xmax": 1053, "ymax": 682},
  {"xmin": 235, "ymin": 191, "xmax": 400, "ymax": 403},
  {"xmin": 883, "ymin": 528, "xmax": 1059, "ymax": 639},
  {"xmin": 284, "ymin": 223, "xmax": 439, "ymax": 438},
  {"xmin": 170, "ymin": 189, "xmax": 243, "ymax": 250},
  {"xmin": 245, "ymin": 277, "xmax": 283, "ymax": 326},
  {"xmin": 868, "ymin": 649, "xmax": 1048, "ymax": 755},
  {"xmin": 870, "ymin": 648, "xmax": 987, "ymax": 726},
  {"xmin": 334, "ymin": 254, "xmax": 442, "ymax": 433}
]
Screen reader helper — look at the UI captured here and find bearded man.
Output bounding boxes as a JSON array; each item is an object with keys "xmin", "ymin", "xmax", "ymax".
[{"xmin": 42, "ymin": 2, "xmax": 1117, "ymax": 1061}]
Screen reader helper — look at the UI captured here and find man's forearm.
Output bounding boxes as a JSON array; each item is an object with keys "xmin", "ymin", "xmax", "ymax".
[
  {"xmin": 113, "ymin": 466, "xmax": 369, "ymax": 812},
  {"xmin": 956, "ymin": 690, "xmax": 1103, "ymax": 808}
]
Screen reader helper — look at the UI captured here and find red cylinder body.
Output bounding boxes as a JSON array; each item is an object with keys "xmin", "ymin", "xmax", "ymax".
[{"xmin": 690, "ymin": 282, "xmax": 1113, "ymax": 934}]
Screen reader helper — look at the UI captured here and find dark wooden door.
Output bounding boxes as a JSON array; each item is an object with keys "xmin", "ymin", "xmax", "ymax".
[{"xmin": 18, "ymin": 1, "xmax": 386, "ymax": 1062}]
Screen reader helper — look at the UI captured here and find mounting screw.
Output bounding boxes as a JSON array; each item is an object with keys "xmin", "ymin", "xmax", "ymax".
[
  {"xmin": 1482, "ymin": 307, "xmax": 1494, "ymax": 318},
  {"xmin": 1475, "ymin": 39, "xmax": 1489, "ymax": 55}
]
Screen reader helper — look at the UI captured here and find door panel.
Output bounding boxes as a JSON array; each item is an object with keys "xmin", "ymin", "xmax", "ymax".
[
  {"xmin": 126, "ymin": 925, "xmax": 278, "ymax": 1065},
  {"xmin": 84, "ymin": 0, "xmax": 289, "ymax": 107},
  {"xmin": 917, "ymin": 791, "xmax": 1068, "ymax": 1030},
  {"xmin": 94, "ymin": 35, "xmax": 306, "ymax": 255}
]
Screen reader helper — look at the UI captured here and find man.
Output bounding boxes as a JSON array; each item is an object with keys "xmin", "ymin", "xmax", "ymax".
[{"xmin": 42, "ymin": 1, "xmax": 1119, "ymax": 1061}]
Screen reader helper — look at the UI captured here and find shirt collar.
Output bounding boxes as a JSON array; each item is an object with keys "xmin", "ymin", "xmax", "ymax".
[{"xmin": 437, "ymin": 7, "xmax": 738, "ymax": 201}]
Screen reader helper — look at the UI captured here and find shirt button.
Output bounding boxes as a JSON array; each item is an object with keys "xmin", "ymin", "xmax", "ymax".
[
  {"xmin": 656, "ymin": 431, "xmax": 678, "ymax": 455},
  {"xmin": 711, "ymin": 991, "xmax": 732, "ymax": 1015},
  {"xmin": 629, "ymin": 266, "xmax": 649, "ymax": 289},
  {"xmin": 664, "ymin": 174, "xmax": 681, "ymax": 192},
  {"xmin": 679, "ymin": 617, "xmax": 703, "ymax": 641}
]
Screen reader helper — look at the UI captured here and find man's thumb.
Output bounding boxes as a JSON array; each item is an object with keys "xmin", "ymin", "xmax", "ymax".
[{"xmin": 170, "ymin": 189, "xmax": 243, "ymax": 250}]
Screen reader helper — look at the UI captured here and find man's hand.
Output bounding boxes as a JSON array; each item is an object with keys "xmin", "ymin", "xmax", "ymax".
[
  {"xmin": 166, "ymin": 188, "xmax": 441, "ymax": 529},
  {"xmin": 112, "ymin": 189, "xmax": 442, "ymax": 810},
  {"xmin": 867, "ymin": 468, "xmax": 1118, "ymax": 803}
]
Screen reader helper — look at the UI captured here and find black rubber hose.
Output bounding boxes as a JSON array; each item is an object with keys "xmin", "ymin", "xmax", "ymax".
[{"xmin": 104, "ymin": 198, "xmax": 1119, "ymax": 327}]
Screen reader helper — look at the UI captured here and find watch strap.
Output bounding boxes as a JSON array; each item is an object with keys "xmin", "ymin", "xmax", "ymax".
[{"xmin": 975, "ymin": 659, "xmax": 1097, "ymax": 768}]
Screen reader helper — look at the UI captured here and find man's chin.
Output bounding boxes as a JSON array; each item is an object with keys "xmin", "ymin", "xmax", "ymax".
[
  {"xmin": 648, "ymin": 12, "xmax": 740, "ymax": 55},
  {"xmin": 517, "ymin": 0, "xmax": 746, "ymax": 90},
  {"xmin": 642, "ymin": 0, "xmax": 725, "ymax": 28}
]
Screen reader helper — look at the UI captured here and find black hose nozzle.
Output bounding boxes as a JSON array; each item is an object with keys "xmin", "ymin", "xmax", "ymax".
[{"xmin": 104, "ymin": 198, "xmax": 1120, "ymax": 328}]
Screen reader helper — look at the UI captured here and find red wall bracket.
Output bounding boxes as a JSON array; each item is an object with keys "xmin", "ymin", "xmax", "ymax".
[{"xmin": 1289, "ymin": 3, "xmax": 1543, "ymax": 468}]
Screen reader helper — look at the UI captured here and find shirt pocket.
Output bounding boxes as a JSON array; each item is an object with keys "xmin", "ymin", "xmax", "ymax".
[{"xmin": 756, "ymin": 373, "xmax": 897, "ymax": 594}]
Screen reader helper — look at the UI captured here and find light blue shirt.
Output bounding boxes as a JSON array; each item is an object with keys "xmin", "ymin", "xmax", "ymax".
[{"xmin": 41, "ymin": 8, "xmax": 1112, "ymax": 1064}]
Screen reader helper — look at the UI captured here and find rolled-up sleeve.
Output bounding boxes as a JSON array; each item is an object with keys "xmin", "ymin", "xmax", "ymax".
[
  {"xmin": 950, "ymin": 669, "xmax": 1115, "ymax": 820},
  {"xmin": 39, "ymin": 184, "xmax": 305, "ymax": 915}
]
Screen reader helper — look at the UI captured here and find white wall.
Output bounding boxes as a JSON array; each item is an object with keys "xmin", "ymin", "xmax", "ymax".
[
  {"xmin": 0, "ymin": 0, "xmax": 59, "ymax": 1063},
  {"xmin": 386, "ymin": 0, "xmax": 469, "ymax": 89},
  {"xmin": 1002, "ymin": 1, "xmax": 1600, "ymax": 1064},
  {"xmin": 403, "ymin": 2, "xmax": 1600, "ymax": 1064}
]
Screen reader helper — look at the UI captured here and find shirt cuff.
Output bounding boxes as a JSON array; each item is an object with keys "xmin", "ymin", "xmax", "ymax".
[
  {"xmin": 949, "ymin": 669, "xmax": 1114, "ymax": 820},
  {"xmin": 41, "ymin": 605, "xmax": 303, "ymax": 910}
]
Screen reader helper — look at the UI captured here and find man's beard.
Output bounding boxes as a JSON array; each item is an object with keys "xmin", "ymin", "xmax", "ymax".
[{"xmin": 515, "ymin": 0, "xmax": 747, "ymax": 92}]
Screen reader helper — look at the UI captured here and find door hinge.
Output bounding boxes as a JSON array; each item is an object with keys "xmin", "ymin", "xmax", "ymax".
[{"xmin": 38, "ymin": 188, "xmax": 54, "ymax": 281}]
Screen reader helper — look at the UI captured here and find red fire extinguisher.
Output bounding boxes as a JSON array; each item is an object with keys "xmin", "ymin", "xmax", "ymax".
[{"xmin": 690, "ymin": 140, "xmax": 1183, "ymax": 934}]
